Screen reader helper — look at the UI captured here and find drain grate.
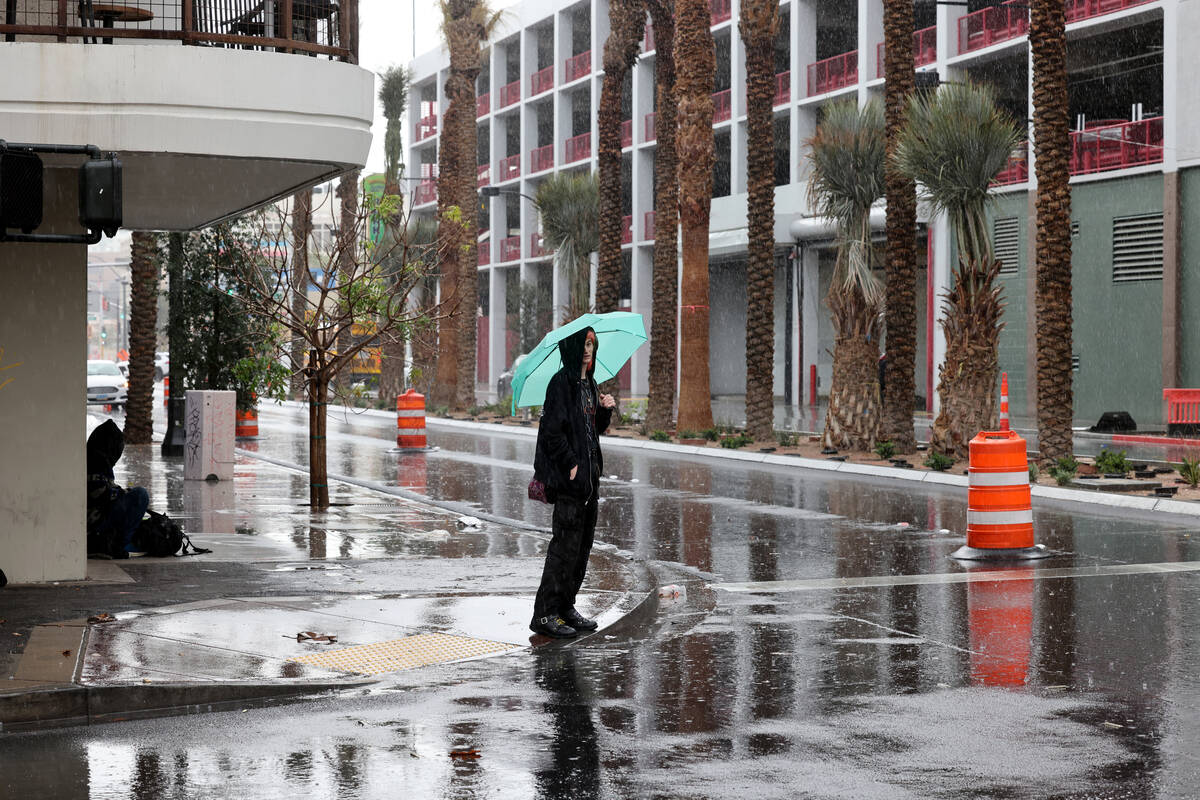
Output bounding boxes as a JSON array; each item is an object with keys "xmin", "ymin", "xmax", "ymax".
[{"xmin": 288, "ymin": 632, "xmax": 518, "ymax": 675}]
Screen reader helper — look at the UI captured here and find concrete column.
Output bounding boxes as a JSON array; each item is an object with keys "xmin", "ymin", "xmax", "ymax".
[
  {"xmin": 858, "ymin": 0, "xmax": 882, "ymax": 106},
  {"xmin": 489, "ymin": 265, "xmax": 507, "ymax": 397},
  {"xmin": 632, "ymin": 246, "xmax": 652, "ymax": 396},
  {"xmin": 800, "ymin": 244, "xmax": 819, "ymax": 404},
  {"xmin": 731, "ymin": 0, "xmax": 747, "ymax": 195},
  {"xmin": 930, "ymin": 210, "xmax": 952, "ymax": 415}
]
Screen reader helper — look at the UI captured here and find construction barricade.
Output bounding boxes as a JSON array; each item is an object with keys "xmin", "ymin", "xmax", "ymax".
[{"xmin": 396, "ymin": 389, "xmax": 427, "ymax": 450}]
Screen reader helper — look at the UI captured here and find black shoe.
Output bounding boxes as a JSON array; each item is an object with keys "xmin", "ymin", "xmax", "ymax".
[
  {"xmin": 530, "ymin": 615, "xmax": 578, "ymax": 638},
  {"xmin": 562, "ymin": 608, "xmax": 597, "ymax": 631}
]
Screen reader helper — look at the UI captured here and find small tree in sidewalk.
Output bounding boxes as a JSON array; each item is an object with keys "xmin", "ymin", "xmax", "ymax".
[{"xmin": 226, "ymin": 191, "xmax": 450, "ymax": 509}]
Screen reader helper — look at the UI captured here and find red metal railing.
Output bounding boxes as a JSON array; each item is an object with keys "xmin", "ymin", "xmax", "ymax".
[
  {"xmin": 531, "ymin": 65, "xmax": 554, "ymax": 96},
  {"xmin": 499, "ymin": 154, "xmax": 521, "ymax": 181},
  {"xmin": 774, "ymin": 72, "xmax": 790, "ymax": 106},
  {"xmin": 644, "ymin": 23, "xmax": 655, "ymax": 52},
  {"xmin": 500, "ymin": 236, "xmax": 521, "ymax": 262},
  {"xmin": 710, "ymin": 0, "xmax": 731, "ymax": 25},
  {"xmin": 565, "ymin": 51, "xmax": 592, "ymax": 82},
  {"xmin": 621, "ymin": 215, "xmax": 633, "ymax": 245},
  {"xmin": 713, "ymin": 89, "xmax": 732, "ymax": 122},
  {"xmin": 993, "ymin": 141, "xmax": 1029, "ymax": 186},
  {"xmin": 420, "ymin": 163, "xmax": 439, "ymax": 179},
  {"xmin": 476, "ymin": 93, "xmax": 490, "ymax": 117},
  {"xmin": 807, "ymin": 50, "xmax": 857, "ymax": 96},
  {"xmin": 478, "ymin": 245, "xmax": 490, "ymax": 266},
  {"xmin": 1069, "ymin": 117, "xmax": 1164, "ymax": 176},
  {"xmin": 416, "ymin": 114, "xmax": 437, "ymax": 141},
  {"xmin": 531, "ymin": 144, "xmax": 554, "ymax": 173},
  {"xmin": 1066, "ymin": 0, "xmax": 1153, "ymax": 23},
  {"xmin": 621, "ymin": 119, "xmax": 633, "ymax": 148},
  {"xmin": 565, "ymin": 132, "xmax": 592, "ymax": 163},
  {"xmin": 530, "ymin": 233, "xmax": 546, "ymax": 258},
  {"xmin": 644, "ymin": 210, "xmax": 656, "ymax": 240},
  {"xmin": 414, "ymin": 181, "xmax": 437, "ymax": 206},
  {"xmin": 645, "ymin": 112, "xmax": 657, "ymax": 142},
  {"xmin": 477, "ymin": 164, "xmax": 491, "ymax": 187},
  {"xmin": 958, "ymin": 1, "xmax": 1028, "ymax": 54},
  {"xmin": 876, "ymin": 26, "xmax": 938, "ymax": 79},
  {"xmin": 500, "ymin": 79, "xmax": 521, "ymax": 108}
]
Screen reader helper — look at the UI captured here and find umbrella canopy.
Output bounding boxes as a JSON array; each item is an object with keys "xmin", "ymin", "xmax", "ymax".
[{"xmin": 510, "ymin": 312, "xmax": 647, "ymax": 413}]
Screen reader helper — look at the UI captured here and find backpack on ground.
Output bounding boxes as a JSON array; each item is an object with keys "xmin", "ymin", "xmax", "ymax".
[{"xmin": 132, "ymin": 511, "xmax": 209, "ymax": 557}]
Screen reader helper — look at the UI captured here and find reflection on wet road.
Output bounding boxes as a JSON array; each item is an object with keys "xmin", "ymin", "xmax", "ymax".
[{"xmin": 8, "ymin": 404, "xmax": 1199, "ymax": 797}]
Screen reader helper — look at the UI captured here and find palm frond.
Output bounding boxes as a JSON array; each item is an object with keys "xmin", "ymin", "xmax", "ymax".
[{"xmin": 535, "ymin": 172, "xmax": 599, "ymax": 312}]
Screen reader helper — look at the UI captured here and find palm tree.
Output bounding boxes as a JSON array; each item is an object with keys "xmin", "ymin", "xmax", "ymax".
[
  {"xmin": 881, "ymin": 0, "xmax": 918, "ymax": 453},
  {"xmin": 378, "ymin": 65, "xmax": 412, "ymax": 404},
  {"xmin": 894, "ymin": 82, "xmax": 1022, "ymax": 458},
  {"xmin": 289, "ymin": 188, "xmax": 313, "ymax": 400},
  {"xmin": 435, "ymin": 0, "xmax": 501, "ymax": 411},
  {"xmin": 673, "ymin": 0, "xmax": 715, "ymax": 434},
  {"xmin": 535, "ymin": 172, "xmax": 599, "ymax": 321},
  {"xmin": 123, "ymin": 231, "xmax": 159, "ymax": 445},
  {"xmin": 645, "ymin": 0, "xmax": 679, "ymax": 433},
  {"xmin": 806, "ymin": 98, "xmax": 887, "ymax": 451},
  {"xmin": 1030, "ymin": 0, "xmax": 1073, "ymax": 463},
  {"xmin": 739, "ymin": 0, "xmax": 780, "ymax": 442}
]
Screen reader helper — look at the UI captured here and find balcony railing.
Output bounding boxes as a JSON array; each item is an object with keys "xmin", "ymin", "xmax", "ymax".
[
  {"xmin": 1070, "ymin": 117, "xmax": 1164, "ymax": 176},
  {"xmin": 531, "ymin": 65, "xmax": 554, "ymax": 96},
  {"xmin": 530, "ymin": 233, "xmax": 546, "ymax": 259},
  {"xmin": 993, "ymin": 141, "xmax": 1029, "ymax": 186},
  {"xmin": 644, "ymin": 23, "xmax": 655, "ymax": 52},
  {"xmin": 958, "ymin": 1, "xmax": 1028, "ymax": 54},
  {"xmin": 414, "ymin": 181, "xmax": 437, "ymax": 207},
  {"xmin": 478, "ymin": 245, "xmax": 490, "ymax": 266},
  {"xmin": 416, "ymin": 114, "xmax": 437, "ymax": 141},
  {"xmin": 645, "ymin": 113, "xmax": 657, "ymax": 142},
  {"xmin": 477, "ymin": 164, "xmax": 490, "ymax": 187},
  {"xmin": 499, "ymin": 154, "xmax": 521, "ymax": 181},
  {"xmin": 710, "ymin": 0, "xmax": 731, "ymax": 25},
  {"xmin": 476, "ymin": 93, "xmax": 490, "ymax": 117},
  {"xmin": 531, "ymin": 144, "xmax": 554, "ymax": 173},
  {"xmin": 419, "ymin": 163, "xmax": 439, "ymax": 179},
  {"xmin": 621, "ymin": 215, "xmax": 633, "ymax": 245},
  {"xmin": 644, "ymin": 210, "xmax": 656, "ymax": 240},
  {"xmin": 621, "ymin": 119, "xmax": 633, "ymax": 148},
  {"xmin": 565, "ymin": 132, "xmax": 592, "ymax": 163},
  {"xmin": 500, "ymin": 236, "xmax": 521, "ymax": 263},
  {"xmin": 1065, "ymin": 0, "xmax": 1152, "ymax": 24},
  {"xmin": 500, "ymin": 79, "xmax": 521, "ymax": 108},
  {"xmin": 807, "ymin": 50, "xmax": 858, "ymax": 96},
  {"xmin": 0, "ymin": 0, "xmax": 355, "ymax": 58},
  {"xmin": 565, "ymin": 51, "xmax": 592, "ymax": 82},
  {"xmin": 713, "ymin": 89, "xmax": 731, "ymax": 123},
  {"xmin": 774, "ymin": 72, "xmax": 790, "ymax": 106},
  {"xmin": 876, "ymin": 26, "xmax": 938, "ymax": 79}
]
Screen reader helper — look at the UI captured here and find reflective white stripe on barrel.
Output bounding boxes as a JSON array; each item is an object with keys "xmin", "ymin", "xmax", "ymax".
[
  {"xmin": 967, "ymin": 509, "xmax": 1034, "ymax": 526},
  {"xmin": 398, "ymin": 428, "xmax": 426, "ymax": 437},
  {"xmin": 398, "ymin": 409, "xmax": 425, "ymax": 418},
  {"xmin": 968, "ymin": 470, "xmax": 1029, "ymax": 487}
]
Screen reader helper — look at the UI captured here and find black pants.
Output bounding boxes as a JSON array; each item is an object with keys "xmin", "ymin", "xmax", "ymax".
[{"xmin": 533, "ymin": 477, "xmax": 599, "ymax": 621}]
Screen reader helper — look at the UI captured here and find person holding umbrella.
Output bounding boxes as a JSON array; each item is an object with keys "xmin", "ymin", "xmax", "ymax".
[{"xmin": 530, "ymin": 326, "xmax": 616, "ymax": 638}]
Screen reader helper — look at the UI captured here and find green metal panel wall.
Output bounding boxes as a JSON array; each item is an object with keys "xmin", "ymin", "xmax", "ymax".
[{"xmin": 1179, "ymin": 168, "xmax": 1200, "ymax": 389}]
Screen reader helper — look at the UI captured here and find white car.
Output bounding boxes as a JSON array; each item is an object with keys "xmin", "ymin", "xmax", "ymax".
[
  {"xmin": 87, "ymin": 360, "xmax": 128, "ymax": 407},
  {"xmin": 154, "ymin": 351, "xmax": 169, "ymax": 382}
]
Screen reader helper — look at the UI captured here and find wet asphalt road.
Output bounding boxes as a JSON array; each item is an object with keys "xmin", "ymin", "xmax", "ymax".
[{"xmin": 7, "ymin": 403, "xmax": 1200, "ymax": 798}]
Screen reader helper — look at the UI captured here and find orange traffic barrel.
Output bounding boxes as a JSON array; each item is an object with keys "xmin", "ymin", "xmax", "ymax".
[
  {"xmin": 952, "ymin": 429, "xmax": 1048, "ymax": 560},
  {"xmin": 163, "ymin": 376, "xmax": 169, "ymax": 408},
  {"xmin": 235, "ymin": 408, "xmax": 259, "ymax": 438},
  {"xmin": 397, "ymin": 389, "xmax": 427, "ymax": 449}
]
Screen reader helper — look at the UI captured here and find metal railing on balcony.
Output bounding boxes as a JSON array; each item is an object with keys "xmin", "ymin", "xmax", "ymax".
[
  {"xmin": 713, "ymin": 89, "xmax": 731, "ymax": 123},
  {"xmin": 420, "ymin": 163, "xmax": 439, "ymax": 179},
  {"xmin": 875, "ymin": 26, "xmax": 938, "ymax": 79},
  {"xmin": 565, "ymin": 132, "xmax": 591, "ymax": 163},
  {"xmin": 477, "ymin": 163, "xmax": 490, "ymax": 187},
  {"xmin": 500, "ymin": 236, "xmax": 521, "ymax": 263},
  {"xmin": 500, "ymin": 79, "xmax": 521, "ymax": 108},
  {"xmin": 531, "ymin": 65, "xmax": 554, "ymax": 96},
  {"xmin": 478, "ymin": 245, "xmax": 490, "ymax": 266},
  {"xmin": 993, "ymin": 141, "xmax": 1029, "ymax": 186},
  {"xmin": 416, "ymin": 114, "xmax": 438, "ymax": 141},
  {"xmin": 807, "ymin": 50, "xmax": 858, "ymax": 96},
  {"xmin": 1069, "ymin": 117, "xmax": 1164, "ymax": 176},
  {"xmin": 958, "ymin": 1, "xmax": 1028, "ymax": 54},
  {"xmin": 565, "ymin": 51, "xmax": 592, "ymax": 82},
  {"xmin": 498, "ymin": 154, "xmax": 521, "ymax": 181},
  {"xmin": 644, "ymin": 23, "xmax": 655, "ymax": 52},
  {"xmin": 621, "ymin": 215, "xmax": 633, "ymax": 245},
  {"xmin": 774, "ymin": 72, "xmax": 790, "ymax": 106},
  {"xmin": 643, "ymin": 210, "xmax": 656, "ymax": 240},
  {"xmin": 0, "ymin": 0, "xmax": 355, "ymax": 58},
  {"xmin": 1065, "ymin": 0, "xmax": 1152, "ymax": 23},
  {"xmin": 710, "ymin": 0, "xmax": 731, "ymax": 25},
  {"xmin": 530, "ymin": 233, "xmax": 546, "ymax": 259},
  {"xmin": 621, "ymin": 119, "xmax": 633, "ymax": 148},
  {"xmin": 414, "ymin": 181, "xmax": 437, "ymax": 207},
  {"xmin": 531, "ymin": 144, "xmax": 554, "ymax": 173},
  {"xmin": 476, "ymin": 93, "xmax": 490, "ymax": 117},
  {"xmin": 645, "ymin": 113, "xmax": 657, "ymax": 142}
]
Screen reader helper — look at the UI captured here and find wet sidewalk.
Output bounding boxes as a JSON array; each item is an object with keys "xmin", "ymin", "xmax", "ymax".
[{"xmin": 0, "ymin": 426, "xmax": 652, "ymax": 732}]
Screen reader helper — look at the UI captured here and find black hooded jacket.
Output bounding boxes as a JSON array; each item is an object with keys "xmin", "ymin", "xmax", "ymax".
[
  {"xmin": 86, "ymin": 420, "xmax": 127, "ymax": 534},
  {"xmin": 533, "ymin": 327, "xmax": 613, "ymax": 501}
]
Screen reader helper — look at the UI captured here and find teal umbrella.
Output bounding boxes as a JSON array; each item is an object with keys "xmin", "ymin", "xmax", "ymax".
[{"xmin": 510, "ymin": 311, "xmax": 647, "ymax": 413}]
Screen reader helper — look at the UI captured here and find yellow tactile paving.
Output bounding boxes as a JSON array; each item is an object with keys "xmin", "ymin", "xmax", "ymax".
[{"xmin": 287, "ymin": 632, "xmax": 519, "ymax": 675}]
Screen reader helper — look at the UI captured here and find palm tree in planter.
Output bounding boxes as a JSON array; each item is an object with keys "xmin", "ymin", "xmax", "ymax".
[
  {"xmin": 894, "ymin": 81, "xmax": 1022, "ymax": 459},
  {"xmin": 534, "ymin": 171, "xmax": 600, "ymax": 321},
  {"xmin": 806, "ymin": 99, "xmax": 887, "ymax": 451},
  {"xmin": 377, "ymin": 64, "xmax": 412, "ymax": 405}
]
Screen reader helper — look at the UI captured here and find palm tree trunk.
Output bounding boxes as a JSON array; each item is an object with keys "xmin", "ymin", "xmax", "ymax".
[
  {"xmin": 822, "ymin": 287, "xmax": 881, "ymax": 450},
  {"xmin": 673, "ymin": 0, "xmax": 715, "ymax": 434},
  {"xmin": 290, "ymin": 189, "xmax": 313, "ymax": 400},
  {"xmin": 740, "ymin": 0, "xmax": 778, "ymax": 442},
  {"xmin": 1031, "ymin": 0, "xmax": 1073, "ymax": 463},
  {"xmin": 881, "ymin": 0, "xmax": 918, "ymax": 453},
  {"xmin": 646, "ymin": 0, "xmax": 678, "ymax": 433},
  {"xmin": 123, "ymin": 231, "xmax": 158, "ymax": 445}
]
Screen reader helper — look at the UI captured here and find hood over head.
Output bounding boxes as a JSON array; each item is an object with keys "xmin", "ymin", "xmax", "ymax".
[
  {"xmin": 87, "ymin": 419, "xmax": 124, "ymax": 473},
  {"xmin": 558, "ymin": 326, "xmax": 598, "ymax": 379}
]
